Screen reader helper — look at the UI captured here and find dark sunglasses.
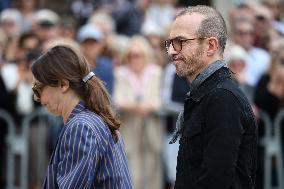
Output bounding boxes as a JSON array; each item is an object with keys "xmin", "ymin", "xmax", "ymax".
[
  {"xmin": 32, "ymin": 82, "xmax": 45, "ymax": 102},
  {"xmin": 165, "ymin": 37, "xmax": 206, "ymax": 53}
]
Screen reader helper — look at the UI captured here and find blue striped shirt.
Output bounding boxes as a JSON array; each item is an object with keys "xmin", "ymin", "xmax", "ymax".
[{"xmin": 43, "ymin": 101, "xmax": 133, "ymax": 189}]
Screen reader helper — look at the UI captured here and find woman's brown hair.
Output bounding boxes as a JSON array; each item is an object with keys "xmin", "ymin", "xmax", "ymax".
[{"xmin": 31, "ymin": 45, "xmax": 120, "ymax": 142}]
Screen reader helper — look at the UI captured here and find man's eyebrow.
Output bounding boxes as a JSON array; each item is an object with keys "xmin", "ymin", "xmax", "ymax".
[{"xmin": 169, "ymin": 36, "xmax": 187, "ymax": 40}]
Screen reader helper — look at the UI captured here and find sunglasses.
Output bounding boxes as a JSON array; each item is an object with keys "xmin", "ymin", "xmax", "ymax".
[
  {"xmin": 165, "ymin": 37, "xmax": 206, "ymax": 53},
  {"xmin": 32, "ymin": 82, "xmax": 45, "ymax": 102}
]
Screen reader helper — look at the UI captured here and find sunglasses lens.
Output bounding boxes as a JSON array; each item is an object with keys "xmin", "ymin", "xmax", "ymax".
[
  {"xmin": 32, "ymin": 83, "xmax": 43, "ymax": 102},
  {"xmin": 172, "ymin": 38, "xmax": 182, "ymax": 52}
]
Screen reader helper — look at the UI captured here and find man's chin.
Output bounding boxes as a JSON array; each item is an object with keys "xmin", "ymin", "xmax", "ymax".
[{"xmin": 175, "ymin": 70, "xmax": 186, "ymax": 77}]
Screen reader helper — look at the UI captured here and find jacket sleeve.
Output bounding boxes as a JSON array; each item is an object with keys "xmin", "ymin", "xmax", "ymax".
[
  {"xmin": 57, "ymin": 122, "xmax": 99, "ymax": 188},
  {"xmin": 197, "ymin": 88, "xmax": 243, "ymax": 188}
]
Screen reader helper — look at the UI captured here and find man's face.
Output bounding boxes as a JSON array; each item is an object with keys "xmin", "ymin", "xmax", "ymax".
[{"xmin": 167, "ymin": 13, "xmax": 207, "ymax": 80}]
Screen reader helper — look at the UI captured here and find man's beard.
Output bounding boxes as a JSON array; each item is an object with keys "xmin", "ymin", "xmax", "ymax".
[{"xmin": 176, "ymin": 46, "xmax": 205, "ymax": 79}]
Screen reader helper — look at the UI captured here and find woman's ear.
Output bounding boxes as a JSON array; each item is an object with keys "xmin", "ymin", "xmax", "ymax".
[{"xmin": 59, "ymin": 79, "xmax": 70, "ymax": 93}]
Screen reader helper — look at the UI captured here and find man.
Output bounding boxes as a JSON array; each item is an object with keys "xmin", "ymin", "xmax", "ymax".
[
  {"xmin": 77, "ymin": 23, "xmax": 114, "ymax": 95},
  {"xmin": 165, "ymin": 5, "xmax": 258, "ymax": 189}
]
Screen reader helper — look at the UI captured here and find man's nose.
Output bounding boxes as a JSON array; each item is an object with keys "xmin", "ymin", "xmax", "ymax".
[{"xmin": 167, "ymin": 44, "xmax": 177, "ymax": 56}]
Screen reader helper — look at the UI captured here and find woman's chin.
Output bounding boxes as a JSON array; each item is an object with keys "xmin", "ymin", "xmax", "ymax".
[{"xmin": 45, "ymin": 107, "xmax": 60, "ymax": 116}]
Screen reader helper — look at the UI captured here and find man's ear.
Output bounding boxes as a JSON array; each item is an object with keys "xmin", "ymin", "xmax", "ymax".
[
  {"xmin": 207, "ymin": 37, "xmax": 219, "ymax": 56},
  {"xmin": 59, "ymin": 79, "xmax": 70, "ymax": 93}
]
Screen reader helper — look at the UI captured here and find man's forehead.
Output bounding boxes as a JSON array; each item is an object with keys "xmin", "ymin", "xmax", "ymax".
[{"xmin": 169, "ymin": 13, "xmax": 204, "ymax": 38}]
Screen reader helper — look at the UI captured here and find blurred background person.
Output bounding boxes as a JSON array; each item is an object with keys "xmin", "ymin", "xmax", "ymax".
[
  {"xmin": 254, "ymin": 39, "xmax": 284, "ymax": 123},
  {"xmin": 230, "ymin": 17, "xmax": 270, "ymax": 87},
  {"xmin": 77, "ymin": 23, "xmax": 114, "ymax": 95},
  {"xmin": 251, "ymin": 4, "xmax": 274, "ymax": 51},
  {"xmin": 33, "ymin": 9, "xmax": 60, "ymax": 43},
  {"xmin": 113, "ymin": 35, "xmax": 163, "ymax": 189},
  {"xmin": 0, "ymin": 8, "xmax": 22, "ymax": 39},
  {"xmin": 88, "ymin": 11, "xmax": 117, "ymax": 59},
  {"xmin": 0, "ymin": 32, "xmax": 40, "ymax": 124},
  {"xmin": 253, "ymin": 38, "xmax": 284, "ymax": 189},
  {"xmin": 262, "ymin": 0, "xmax": 284, "ymax": 36},
  {"xmin": 58, "ymin": 16, "xmax": 77, "ymax": 40},
  {"xmin": 16, "ymin": 0, "xmax": 37, "ymax": 32},
  {"xmin": 225, "ymin": 44, "xmax": 254, "ymax": 103},
  {"xmin": 141, "ymin": 20, "xmax": 169, "ymax": 69},
  {"xmin": 71, "ymin": 0, "xmax": 94, "ymax": 26},
  {"xmin": 112, "ymin": 0, "xmax": 152, "ymax": 36},
  {"xmin": 143, "ymin": 0, "xmax": 176, "ymax": 38}
]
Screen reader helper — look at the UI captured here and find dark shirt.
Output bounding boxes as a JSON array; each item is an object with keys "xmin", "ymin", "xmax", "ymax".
[
  {"xmin": 112, "ymin": 3, "xmax": 144, "ymax": 36},
  {"xmin": 254, "ymin": 74, "xmax": 281, "ymax": 119},
  {"xmin": 174, "ymin": 62, "xmax": 258, "ymax": 189}
]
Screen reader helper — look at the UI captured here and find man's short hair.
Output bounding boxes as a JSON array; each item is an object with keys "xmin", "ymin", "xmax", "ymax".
[{"xmin": 176, "ymin": 5, "xmax": 228, "ymax": 55}]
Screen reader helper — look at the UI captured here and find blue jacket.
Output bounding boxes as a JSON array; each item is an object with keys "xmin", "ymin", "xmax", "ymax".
[{"xmin": 93, "ymin": 56, "xmax": 114, "ymax": 96}]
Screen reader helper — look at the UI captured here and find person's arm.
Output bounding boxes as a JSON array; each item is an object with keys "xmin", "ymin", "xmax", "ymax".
[
  {"xmin": 197, "ymin": 88, "xmax": 243, "ymax": 188},
  {"xmin": 57, "ymin": 122, "xmax": 98, "ymax": 189}
]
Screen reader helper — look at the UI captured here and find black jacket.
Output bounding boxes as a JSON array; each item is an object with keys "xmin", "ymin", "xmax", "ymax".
[{"xmin": 175, "ymin": 67, "xmax": 258, "ymax": 189}]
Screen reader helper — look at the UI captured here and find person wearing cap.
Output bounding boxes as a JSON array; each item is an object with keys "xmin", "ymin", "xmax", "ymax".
[
  {"xmin": 31, "ymin": 45, "xmax": 133, "ymax": 189},
  {"xmin": 33, "ymin": 9, "xmax": 60, "ymax": 42},
  {"xmin": 0, "ymin": 8, "xmax": 22, "ymax": 38},
  {"xmin": 77, "ymin": 23, "xmax": 114, "ymax": 95}
]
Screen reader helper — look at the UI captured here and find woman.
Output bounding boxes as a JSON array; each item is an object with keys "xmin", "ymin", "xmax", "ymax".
[
  {"xmin": 31, "ymin": 45, "xmax": 132, "ymax": 189},
  {"xmin": 253, "ymin": 39, "xmax": 284, "ymax": 189},
  {"xmin": 254, "ymin": 39, "xmax": 284, "ymax": 118},
  {"xmin": 113, "ymin": 35, "xmax": 163, "ymax": 189}
]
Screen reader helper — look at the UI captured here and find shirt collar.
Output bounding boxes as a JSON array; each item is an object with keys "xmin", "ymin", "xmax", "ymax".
[{"xmin": 66, "ymin": 100, "xmax": 86, "ymax": 124}]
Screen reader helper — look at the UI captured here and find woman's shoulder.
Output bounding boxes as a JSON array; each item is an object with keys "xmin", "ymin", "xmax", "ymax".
[{"xmin": 74, "ymin": 110, "xmax": 111, "ymax": 136}]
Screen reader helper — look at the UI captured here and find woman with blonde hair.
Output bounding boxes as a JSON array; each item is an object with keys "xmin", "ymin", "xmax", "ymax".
[{"xmin": 113, "ymin": 35, "xmax": 163, "ymax": 189}]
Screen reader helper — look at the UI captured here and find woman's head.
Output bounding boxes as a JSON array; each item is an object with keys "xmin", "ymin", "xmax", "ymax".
[
  {"xmin": 32, "ymin": 45, "xmax": 120, "ymax": 141},
  {"xmin": 31, "ymin": 45, "xmax": 89, "ymax": 99},
  {"xmin": 122, "ymin": 35, "xmax": 154, "ymax": 65}
]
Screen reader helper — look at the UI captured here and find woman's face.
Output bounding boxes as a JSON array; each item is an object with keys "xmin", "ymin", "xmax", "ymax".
[
  {"xmin": 127, "ymin": 45, "xmax": 146, "ymax": 72},
  {"xmin": 32, "ymin": 80, "xmax": 62, "ymax": 116},
  {"xmin": 128, "ymin": 45, "xmax": 145, "ymax": 62}
]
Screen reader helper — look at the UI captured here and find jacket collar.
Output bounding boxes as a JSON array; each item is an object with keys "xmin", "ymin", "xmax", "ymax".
[
  {"xmin": 189, "ymin": 61, "xmax": 231, "ymax": 102},
  {"xmin": 191, "ymin": 60, "xmax": 226, "ymax": 92}
]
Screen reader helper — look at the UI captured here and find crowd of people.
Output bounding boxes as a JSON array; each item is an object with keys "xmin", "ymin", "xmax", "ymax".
[{"xmin": 0, "ymin": 0, "xmax": 284, "ymax": 189}]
